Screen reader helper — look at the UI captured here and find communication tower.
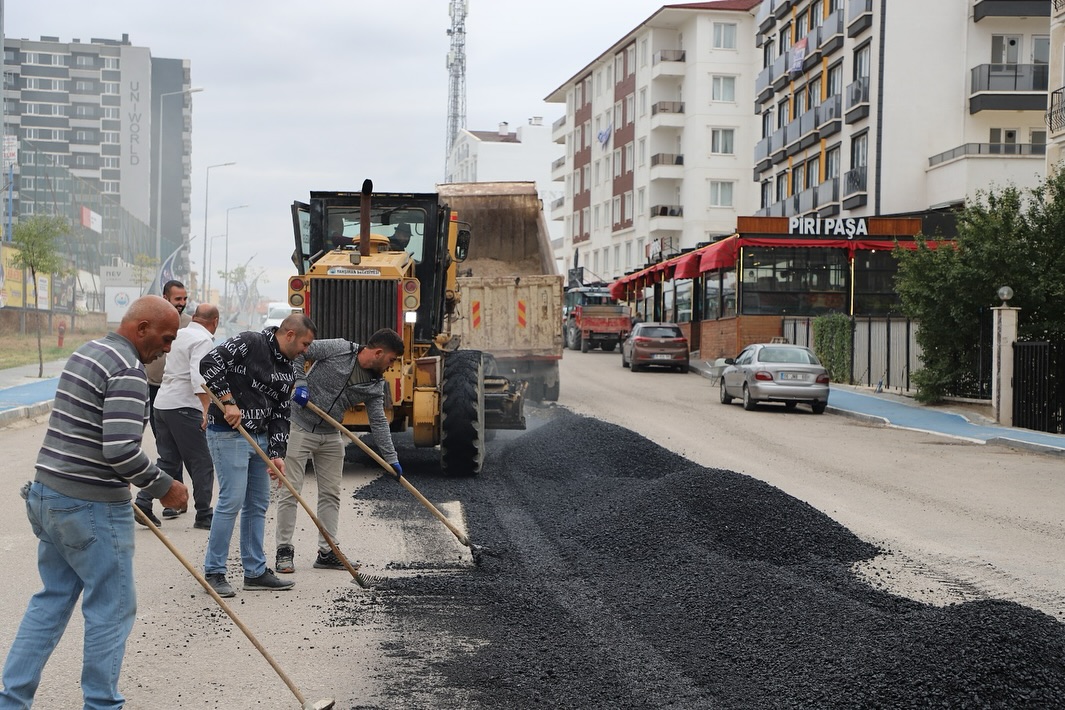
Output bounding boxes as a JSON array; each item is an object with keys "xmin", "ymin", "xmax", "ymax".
[{"xmin": 445, "ymin": 0, "xmax": 468, "ymax": 174}]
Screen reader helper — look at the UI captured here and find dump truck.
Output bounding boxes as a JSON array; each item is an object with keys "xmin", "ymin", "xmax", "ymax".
[
  {"xmin": 563, "ymin": 284, "xmax": 631, "ymax": 352},
  {"xmin": 287, "ymin": 181, "xmax": 525, "ymax": 475},
  {"xmin": 441, "ymin": 182, "xmax": 563, "ymax": 402}
]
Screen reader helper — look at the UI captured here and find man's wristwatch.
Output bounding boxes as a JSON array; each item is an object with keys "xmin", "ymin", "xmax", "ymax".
[{"xmin": 221, "ymin": 398, "xmax": 237, "ymax": 406}]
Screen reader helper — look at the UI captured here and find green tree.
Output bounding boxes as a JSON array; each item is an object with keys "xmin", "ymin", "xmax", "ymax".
[
  {"xmin": 895, "ymin": 172, "xmax": 1065, "ymax": 403},
  {"xmin": 10, "ymin": 215, "xmax": 72, "ymax": 377}
]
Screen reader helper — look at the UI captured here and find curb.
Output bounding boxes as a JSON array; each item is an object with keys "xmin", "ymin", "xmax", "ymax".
[
  {"xmin": 985, "ymin": 436, "xmax": 1065, "ymax": 457},
  {"xmin": 0, "ymin": 401, "xmax": 53, "ymax": 428}
]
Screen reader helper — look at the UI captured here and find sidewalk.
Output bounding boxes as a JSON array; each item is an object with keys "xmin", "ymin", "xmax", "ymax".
[
  {"xmin": 689, "ymin": 358, "xmax": 1065, "ymax": 456},
  {"xmin": 0, "ymin": 359, "xmax": 67, "ymax": 427}
]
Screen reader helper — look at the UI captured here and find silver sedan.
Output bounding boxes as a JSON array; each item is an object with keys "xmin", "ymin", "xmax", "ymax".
[{"xmin": 719, "ymin": 343, "xmax": 830, "ymax": 414}]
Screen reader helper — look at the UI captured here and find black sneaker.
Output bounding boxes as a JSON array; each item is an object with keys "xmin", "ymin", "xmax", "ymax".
[
  {"xmin": 313, "ymin": 549, "xmax": 347, "ymax": 570},
  {"xmin": 134, "ymin": 501, "xmax": 162, "ymax": 527},
  {"xmin": 276, "ymin": 545, "xmax": 295, "ymax": 574},
  {"xmin": 193, "ymin": 515, "xmax": 213, "ymax": 530},
  {"xmin": 244, "ymin": 568, "xmax": 295, "ymax": 591},
  {"xmin": 162, "ymin": 506, "xmax": 186, "ymax": 519},
  {"xmin": 205, "ymin": 573, "xmax": 235, "ymax": 598}
]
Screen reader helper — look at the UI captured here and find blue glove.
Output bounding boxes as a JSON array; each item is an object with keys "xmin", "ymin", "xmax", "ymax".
[
  {"xmin": 391, "ymin": 462, "xmax": 403, "ymax": 477},
  {"xmin": 292, "ymin": 386, "xmax": 309, "ymax": 407}
]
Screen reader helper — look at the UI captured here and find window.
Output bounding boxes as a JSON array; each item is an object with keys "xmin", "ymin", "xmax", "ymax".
[
  {"xmin": 762, "ymin": 109, "xmax": 774, "ymax": 139},
  {"xmin": 793, "ymin": 164, "xmax": 806, "ymax": 195},
  {"xmin": 763, "ymin": 38, "xmax": 775, "ymax": 69},
  {"xmin": 582, "ymin": 207, "xmax": 590, "ymax": 234},
  {"xmin": 777, "ymin": 97, "xmax": 790, "ymax": 127},
  {"xmin": 614, "ymin": 101, "xmax": 622, "ymax": 127},
  {"xmin": 761, "ymin": 181, "xmax": 773, "ymax": 208},
  {"xmin": 74, "ymin": 129, "xmax": 95, "ymax": 142},
  {"xmin": 853, "ymin": 250, "xmax": 903, "ymax": 316},
  {"xmin": 808, "ymin": 75, "xmax": 823, "ymax": 107},
  {"xmin": 624, "ymin": 143, "xmax": 633, "ymax": 173},
  {"xmin": 713, "ymin": 23, "xmax": 737, "ymax": 50},
  {"xmin": 638, "ymin": 138, "xmax": 646, "ymax": 166},
  {"xmin": 102, "ymin": 57, "xmax": 119, "ymax": 69},
  {"xmin": 709, "ymin": 180, "xmax": 734, "ymax": 207},
  {"xmin": 613, "ymin": 148, "xmax": 622, "ymax": 177},
  {"xmin": 637, "ymin": 188, "xmax": 645, "ymax": 215},
  {"xmin": 103, "ymin": 182, "xmax": 120, "ymax": 194},
  {"xmin": 806, "ymin": 156, "xmax": 820, "ymax": 188},
  {"xmin": 1033, "ymin": 35, "xmax": 1049, "ymax": 64},
  {"xmin": 625, "ymin": 241, "xmax": 633, "ymax": 269},
  {"xmin": 625, "ymin": 95, "xmax": 634, "ymax": 124},
  {"xmin": 779, "ymin": 24, "xmax": 792, "ymax": 54},
  {"xmin": 851, "ymin": 133, "xmax": 868, "ymax": 168},
  {"xmin": 74, "ymin": 104, "xmax": 95, "ymax": 117},
  {"xmin": 854, "ymin": 43, "xmax": 871, "ymax": 80},
  {"xmin": 101, "ymin": 131, "xmax": 120, "ymax": 144},
  {"xmin": 612, "ymin": 196, "xmax": 621, "ymax": 224},
  {"xmin": 640, "ymin": 38, "xmax": 649, "ymax": 67},
  {"xmin": 795, "ymin": 12, "xmax": 808, "ymax": 40},
  {"xmin": 594, "ymin": 160, "xmax": 601, "ymax": 185},
  {"xmin": 75, "ymin": 55, "xmax": 95, "ymax": 67},
  {"xmin": 794, "ymin": 86, "xmax": 808, "ymax": 115},
  {"xmin": 582, "ymin": 166, "xmax": 590, "ymax": 192},
  {"xmin": 626, "ymin": 45, "xmax": 635, "ymax": 75},
  {"xmin": 827, "ymin": 62, "xmax": 843, "ymax": 97},
  {"xmin": 712, "ymin": 75, "xmax": 736, "ymax": 102},
  {"xmin": 776, "ymin": 172, "xmax": 789, "ymax": 201},
  {"xmin": 615, "ymin": 54, "xmax": 624, "ymax": 80},
  {"xmin": 624, "ymin": 191, "xmax": 633, "ymax": 221},
  {"xmin": 593, "ymin": 204, "xmax": 600, "ymax": 229},
  {"xmin": 639, "ymin": 88, "xmax": 648, "ymax": 116},
  {"xmin": 101, "ymin": 82, "xmax": 119, "ymax": 94},
  {"xmin": 811, "ymin": 0, "xmax": 824, "ymax": 26},
  {"xmin": 711, "ymin": 128, "xmax": 735, "ymax": 155},
  {"xmin": 741, "ymin": 247, "xmax": 848, "ymax": 315},
  {"xmin": 825, "ymin": 145, "xmax": 841, "ymax": 178},
  {"xmin": 102, "ymin": 156, "xmax": 120, "ymax": 168},
  {"xmin": 991, "ymin": 35, "xmax": 1021, "ymax": 64},
  {"xmin": 1031, "ymin": 129, "xmax": 1047, "ymax": 145}
]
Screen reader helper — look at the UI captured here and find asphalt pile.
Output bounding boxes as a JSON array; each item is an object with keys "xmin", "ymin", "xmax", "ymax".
[{"xmin": 339, "ymin": 410, "xmax": 1065, "ymax": 709}]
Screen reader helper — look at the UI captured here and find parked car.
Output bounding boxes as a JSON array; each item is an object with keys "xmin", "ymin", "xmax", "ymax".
[
  {"xmin": 719, "ymin": 343, "xmax": 829, "ymax": 413},
  {"xmin": 621, "ymin": 322, "xmax": 689, "ymax": 373},
  {"xmin": 262, "ymin": 301, "xmax": 297, "ymax": 330}
]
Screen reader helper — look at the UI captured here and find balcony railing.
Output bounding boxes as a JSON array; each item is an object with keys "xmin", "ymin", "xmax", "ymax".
[
  {"xmin": 971, "ymin": 63, "xmax": 1049, "ymax": 93},
  {"xmin": 849, "ymin": 0, "xmax": 873, "ymax": 21},
  {"xmin": 755, "ymin": 134, "xmax": 773, "ymax": 163},
  {"xmin": 1048, "ymin": 87, "xmax": 1065, "ymax": 132},
  {"xmin": 847, "ymin": 77, "xmax": 870, "ymax": 109},
  {"xmin": 552, "ymin": 115, "xmax": 566, "ymax": 132},
  {"xmin": 820, "ymin": 9, "xmax": 844, "ymax": 49},
  {"xmin": 650, "ymin": 204, "xmax": 684, "ymax": 217},
  {"xmin": 817, "ymin": 94, "xmax": 843, "ymax": 125},
  {"xmin": 796, "ymin": 185, "xmax": 819, "ymax": 213},
  {"xmin": 551, "ymin": 156, "xmax": 566, "ymax": 171},
  {"xmin": 650, "ymin": 153, "xmax": 684, "ymax": 166},
  {"xmin": 653, "ymin": 49, "xmax": 686, "ymax": 64},
  {"xmin": 928, "ymin": 142, "xmax": 1047, "ymax": 167},
  {"xmin": 651, "ymin": 101, "xmax": 685, "ymax": 115},
  {"xmin": 817, "ymin": 178, "xmax": 840, "ymax": 206},
  {"xmin": 843, "ymin": 167, "xmax": 867, "ymax": 196},
  {"xmin": 550, "ymin": 196, "xmax": 565, "ymax": 211}
]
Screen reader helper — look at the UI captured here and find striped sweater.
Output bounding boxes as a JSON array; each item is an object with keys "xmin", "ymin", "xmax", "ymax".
[{"xmin": 35, "ymin": 332, "xmax": 173, "ymax": 502}]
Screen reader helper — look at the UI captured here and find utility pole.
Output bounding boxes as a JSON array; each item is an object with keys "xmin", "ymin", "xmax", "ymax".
[{"xmin": 444, "ymin": 0, "xmax": 468, "ymax": 176}]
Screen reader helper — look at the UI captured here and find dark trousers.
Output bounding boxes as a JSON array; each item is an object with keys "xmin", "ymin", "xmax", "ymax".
[{"xmin": 137, "ymin": 406, "xmax": 215, "ymax": 522}]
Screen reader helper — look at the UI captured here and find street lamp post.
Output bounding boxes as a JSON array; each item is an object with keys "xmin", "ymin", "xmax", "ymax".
[
  {"xmin": 154, "ymin": 86, "xmax": 203, "ymax": 265},
  {"xmin": 205, "ymin": 233, "xmax": 226, "ymax": 301},
  {"xmin": 200, "ymin": 161, "xmax": 236, "ymax": 301},
  {"xmin": 224, "ymin": 205, "xmax": 249, "ymax": 313}
]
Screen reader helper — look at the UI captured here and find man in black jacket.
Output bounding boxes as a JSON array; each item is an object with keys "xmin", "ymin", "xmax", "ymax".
[{"xmin": 199, "ymin": 313, "xmax": 316, "ymax": 598}]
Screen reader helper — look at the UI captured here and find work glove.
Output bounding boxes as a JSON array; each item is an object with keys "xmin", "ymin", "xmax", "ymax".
[
  {"xmin": 292, "ymin": 385, "xmax": 309, "ymax": 407},
  {"xmin": 391, "ymin": 461, "xmax": 403, "ymax": 477}
]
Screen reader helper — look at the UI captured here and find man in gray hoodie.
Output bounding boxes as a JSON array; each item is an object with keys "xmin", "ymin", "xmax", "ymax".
[{"xmin": 275, "ymin": 328, "xmax": 404, "ymax": 573}]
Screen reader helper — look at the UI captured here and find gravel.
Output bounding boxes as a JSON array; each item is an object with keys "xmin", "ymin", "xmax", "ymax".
[{"xmin": 337, "ymin": 409, "xmax": 1065, "ymax": 708}]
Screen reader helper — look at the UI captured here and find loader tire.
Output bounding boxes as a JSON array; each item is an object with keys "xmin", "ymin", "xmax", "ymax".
[{"xmin": 440, "ymin": 350, "xmax": 486, "ymax": 476}]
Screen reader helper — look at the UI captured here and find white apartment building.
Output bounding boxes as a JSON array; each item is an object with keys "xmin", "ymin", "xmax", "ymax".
[
  {"xmin": 444, "ymin": 117, "xmax": 564, "ymax": 248},
  {"xmin": 1046, "ymin": 0, "xmax": 1065, "ymax": 171},
  {"xmin": 754, "ymin": 0, "xmax": 1049, "ymax": 219},
  {"xmin": 546, "ymin": 0, "xmax": 761, "ymax": 284}
]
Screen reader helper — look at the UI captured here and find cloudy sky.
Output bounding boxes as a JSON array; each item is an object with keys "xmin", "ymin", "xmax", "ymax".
[{"xmin": 8, "ymin": 0, "xmax": 671, "ymax": 301}]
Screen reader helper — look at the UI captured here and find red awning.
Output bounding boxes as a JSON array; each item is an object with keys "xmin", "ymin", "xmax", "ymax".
[
  {"xmin": 673, "ymin": 250, "xmax": 702, "ymax": 279},
  {"xmin": 699, "ymin": 236, "xmax": 740, "ymax": 272}
]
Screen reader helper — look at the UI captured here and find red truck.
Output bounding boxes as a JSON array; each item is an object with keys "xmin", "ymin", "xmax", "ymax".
[{"xmin": 563, "ymin": 286, "xmax": 631, "ymax": 353}]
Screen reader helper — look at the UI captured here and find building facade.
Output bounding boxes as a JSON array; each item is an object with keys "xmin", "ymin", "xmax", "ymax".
[
  {"xmin": 546, "ymin": 1, "xmax": 762, "ymax": 285},
  {"xmin": 2, "ymin": 34, "xmax": 193, "ymax": 264},
  {"xmin": 1046, "ymin": 0, "xmax": 1065, "ymax": 171}
]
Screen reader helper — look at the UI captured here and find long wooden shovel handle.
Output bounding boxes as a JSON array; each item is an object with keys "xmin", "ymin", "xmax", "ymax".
[
  {"xmin": 304, "ymin": 400, "xmax": 472, "ymax": 547},
  {"xmin": 201, "ymin": 385, "xmax": 370, "ymax": 588},
  {"xmin": 132, "ymin": 503, "xmax": 310, "ymax": 707}
]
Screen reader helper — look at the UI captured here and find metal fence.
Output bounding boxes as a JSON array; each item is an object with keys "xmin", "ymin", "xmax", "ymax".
[{"xmin": 1013, "ymin": 341, "xmax": 1065, "ymax": 434}]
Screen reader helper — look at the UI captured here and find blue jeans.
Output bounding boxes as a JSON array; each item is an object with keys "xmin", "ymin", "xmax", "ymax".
[
  {"xmin": 204, "ymin": 429, "xmax": 270, "ymax": 578},
  {"xmin": 0, "ymin": 481, "xmax": 136, "ymax": 710}
]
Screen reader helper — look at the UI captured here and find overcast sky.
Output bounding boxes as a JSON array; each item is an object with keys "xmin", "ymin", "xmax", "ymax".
[{"xmin": 8, "ymin": 0, "xmax": 671, "ymax": 301}]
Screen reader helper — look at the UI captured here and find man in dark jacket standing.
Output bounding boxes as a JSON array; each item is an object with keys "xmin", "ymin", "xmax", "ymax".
[
  {"xmin": 275, "ymin": 328, "xmax": 404, "ymax": 574},
  {"xmin": 0, "ymin": 295, "xmax": 188, "ymax": 709},
  {"xmin": 199, "ymin": 313, "xmax": 316, "ymax": 598}
]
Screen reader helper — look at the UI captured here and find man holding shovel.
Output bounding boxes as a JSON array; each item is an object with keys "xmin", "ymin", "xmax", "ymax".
[
  {"xmin": 199, "ymin": 313, "xmax": 316, "ymax": 598},
  {"xmin": 275, "ymin": 328, "xmax": 404, "ymax": 574},
  {"xmin": 0, "ymin": 295, "xmax": 188, "ymax": 710}
]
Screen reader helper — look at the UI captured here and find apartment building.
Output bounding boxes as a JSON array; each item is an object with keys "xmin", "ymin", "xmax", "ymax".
[
  {"xmin": 1046, "ymin": 0, "xmax": 1065, "ymax": 170},
  {"xmin": 2, "ymin": 34, "xmax": 193, "ymax": 262},
  {"xmin": 754, "ymin": 0, "xmax": 1050, "ymax": 220},
  {"xmin": 546, "ymin": 0, "xmax": 761, "ymax": 284}
]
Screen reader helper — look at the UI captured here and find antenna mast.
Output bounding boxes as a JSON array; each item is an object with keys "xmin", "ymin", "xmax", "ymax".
[{"xmin": 445, "ymin": 0, "xmax": 468, "ymax": 175}]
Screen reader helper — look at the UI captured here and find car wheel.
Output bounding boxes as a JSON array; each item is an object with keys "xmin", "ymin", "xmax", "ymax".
[
  {"xmin": 719, "ymin": 380, "xmax": 733, "ymax": 404},
  {"xmin": 678, "ymin": 362, "xmax": 689, "ymax": 374},
  {"xmin": 631, "ymin": 362, "xmax": 641, "ymax": 373},
  {"xmin": 621, "ymin": 350, "xmax": 629, "ymax": 368},
  {"xmin": 784, "ymin": 401, "xmax": 797, "ymax": 411},
  {"xmin": 742, "ymin": 384, "xmax": 758, "ymax": 411},
  {"xmin": 581, "ymin": 339, "xmax": 591, "ymax": 353},
  {"xmin": 811, "ymin": 401, "xmax": 827, "ymax": 415}
]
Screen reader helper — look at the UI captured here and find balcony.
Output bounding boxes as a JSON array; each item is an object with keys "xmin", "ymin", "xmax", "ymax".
[
  {"xmin": 802, "ymin": 25, "xmax": 823, "ymax": 71},
  {"xmin": 650, "ymin": 101, "xmax": 685, "ymax": 129},
  {"xmin": 549, "ymin": 196, "xmax": 566, "ymax": 221},
  {"xmin": 652, "ymin": 50, "xmax": 686, "ymax": 79},
  {"xmin": 928, "ymin": 142, "xmax": 1047, "ymax": 167},
  {"xmin": 842, "ymin": 166, "xmax": 867, "ymax": 210},
  {"xmin": 846, "ymin": 77, "xmax": 870, "ymax": 123},
  {"xmin": 817, "ymin": 94, "xmax": 843, "ymax": 138},
  {"xmin": 848, "ymin": 0, "xmax": 873, "ymax": 36},
  {"xmin": 973, "ymin": 0, "xmax": 1050, "ymax": 22},
  {"xmin": 551, "ymin": 115, "xmax": 567, "ymax": 143},
  {"xmin": 754, "ymin": 201, "xmax": 787, "ymax": 218},
  {"xmin": 551, "ymin": 155, "xmax": 567, "ymax": 180},
  {"xmin": 796, "ymin": 185, "xmax": 819, "ymax": 214},
  {"xmin": 771, "ymin": 52, "xmax": 791, "ymax": 92},
  {"xmin": 754, "ymin": 134, "xmax": 774, "ymax": 174},
  {"xmin": 1048, "ymin": 87, "xmax": 1065, "ymax": 133},
  {"xmin": 649, "ymin": 205, "xmax": 684, "ymax": 233},
  {"xmin": 756, "ymin": 0, "xmax": 777, "ymax": 33},
  {"xmin": 773, "ymin": 0, "xmax": 793, "ymax": 19},
  {"xmin": 785, "ymin": 109, "xmax": 819, "ymax": 155},
  {"xmin": 820, "ymin": 10, "xmax": 845, "ymax": 56},
  {"xmin": 816, "ymin": 178, "xmax": 840, "ymax": 218},
  {"xmin": 650, "ymin": 153, "xmax": 684, "ymax": 180},
  {"xmin": 970, "ymin": 64, "xmax": 1049, "ymax": 113},
  {"xmin": 756, "ymin": 64, "xmax": 775, "ymax": 104},
  {"xmin": 771, "ymin": 124, "xmax": 788, "ymax": 164}
]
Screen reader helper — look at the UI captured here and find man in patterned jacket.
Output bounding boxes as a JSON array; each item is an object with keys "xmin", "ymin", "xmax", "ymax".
[{"xmin": 199, "ymin": 313, "xmax": 316, "ymax": 598}]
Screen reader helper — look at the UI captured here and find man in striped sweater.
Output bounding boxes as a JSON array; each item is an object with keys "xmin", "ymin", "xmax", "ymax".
[{"xmin": 0, "ymin": 295, "xmax": 188, "ymax": 710}]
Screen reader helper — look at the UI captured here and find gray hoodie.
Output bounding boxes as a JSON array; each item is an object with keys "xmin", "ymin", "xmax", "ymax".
[{"xmin": 291, "ymin": 338, "xmax": 398, "ymax": 464}]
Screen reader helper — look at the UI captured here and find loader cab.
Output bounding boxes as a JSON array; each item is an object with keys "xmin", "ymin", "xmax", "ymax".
[
  {"xmin": 562, "ymin": 286, "xmax": 616, "ymax": 319},
  {"xmin": 290, "ymin": 191, "xmax": 452, "ymax": 344}
]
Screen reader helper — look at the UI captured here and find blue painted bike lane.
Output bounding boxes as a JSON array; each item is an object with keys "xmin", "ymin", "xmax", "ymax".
[
  {"xmin": 829, "ymin": 387, "xmax": 1065, "ymax": 453},
  {"xmin": 0, "ymin": 378, "xmax": 59, "ymax": 413}
]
